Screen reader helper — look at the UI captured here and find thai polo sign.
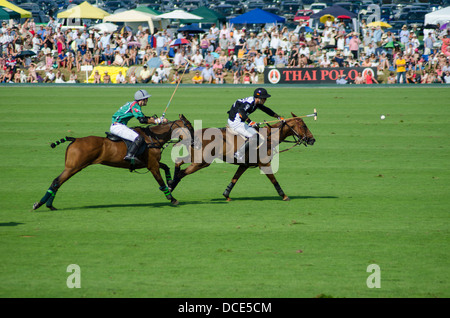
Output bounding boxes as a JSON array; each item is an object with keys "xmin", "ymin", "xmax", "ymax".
[{"xmin": 264, "ymin": 67, "xmax": 377, "ymax": 84}]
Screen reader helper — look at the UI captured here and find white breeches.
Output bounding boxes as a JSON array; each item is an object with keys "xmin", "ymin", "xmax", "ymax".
[
  {"xmin": 110, "ymin": 123, "xmax": 139, "ymax": 141},
  {"xmin": 228, "ymin": 115, "xmax": 257, "ymax": 139}
]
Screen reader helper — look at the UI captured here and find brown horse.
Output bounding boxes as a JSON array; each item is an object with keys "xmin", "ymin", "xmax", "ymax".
[
  {"xmin": 168, "ymin": 113, "xmax": 315, "ymax": 201},
  {"xmin": 32, "ymin": 114, "xmax": 194, "ymax": 210}
]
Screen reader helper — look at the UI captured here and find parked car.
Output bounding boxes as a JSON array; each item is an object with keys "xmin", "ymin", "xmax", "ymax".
[
  {"xmin": 293, "ymin": 9, "xmax": 314, "ymax": 23},
  {"xmin": 309, "ymin": 2, "xmax": 327, "ymax": 13}
]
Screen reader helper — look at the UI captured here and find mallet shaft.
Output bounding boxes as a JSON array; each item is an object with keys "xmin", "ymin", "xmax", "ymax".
[{"xmin": 161, "ymin": 62, "xmax": 190, "ymax": 119}]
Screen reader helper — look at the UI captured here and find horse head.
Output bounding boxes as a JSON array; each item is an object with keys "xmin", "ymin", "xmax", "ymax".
[{"xmin": 288, "ymin": 112, "xmax": 315, "ymax": 146}]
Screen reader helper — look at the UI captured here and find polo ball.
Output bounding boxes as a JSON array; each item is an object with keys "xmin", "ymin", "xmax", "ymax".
[{"xmin": 380, "ymin": 115, "xmax": 385, "ymax": 120}]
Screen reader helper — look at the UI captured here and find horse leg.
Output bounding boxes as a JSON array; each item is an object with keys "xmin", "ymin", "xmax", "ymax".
[
  {"xmin": 32, "ymin": 167, "xmax": 82, "ymax": 211},
  {"xmin": 223, "ymin": 165, "xmax": 249, "ymax": 201},
  {"xmin": 159, "ymin": 162, "xmax": 172, "ymax": 185},
  {"xmin": 259, "ymin": 164, "xmax": 290, "ymax": 201},
  {"xmin": 168, "ymin": 155, "xmax": 190, "ymax": 191},
  {"xmin": 148, "ymin": 163, "xmax": 179, "ymax": 205},
  {"xmin": 170, "ymin": 162, "xmax": 210, "ymax": 192}
]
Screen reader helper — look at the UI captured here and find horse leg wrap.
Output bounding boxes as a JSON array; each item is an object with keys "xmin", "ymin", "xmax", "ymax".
[
  {"xmin": 273, "ymin": 182, "xmax": 285, "ymax": 197},
  {"xmin": 159, "ymin": 186, "xmax": 173, "ymax": 201},
  {"xmin": 164, "ymin": 170, "xmax": 172, "ymax": 183},
  {"xmin": 223, "ymin": 182, "xmax": 235, "ymax": 198},
  {"xmin": 39, "ymin": 180, "xmax": 59, "ymax": 207}
]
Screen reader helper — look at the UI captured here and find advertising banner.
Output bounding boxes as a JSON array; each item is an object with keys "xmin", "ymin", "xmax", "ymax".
[{"xmin": 264, "ymin": 67, "xmax": 378, "ymax": 84}]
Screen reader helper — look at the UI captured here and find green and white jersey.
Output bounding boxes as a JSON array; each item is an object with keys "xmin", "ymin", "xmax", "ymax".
[{"xmin": 112, "ymin": 101, "xmax": 145, "ymax": 125}]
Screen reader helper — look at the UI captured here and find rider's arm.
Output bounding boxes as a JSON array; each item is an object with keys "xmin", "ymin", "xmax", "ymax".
[{"xmin": 258, "ymin": 104, "xmax": 278, "ymax": 118}]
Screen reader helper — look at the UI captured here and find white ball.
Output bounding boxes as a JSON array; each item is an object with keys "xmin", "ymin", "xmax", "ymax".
[{"xmin": 380, "ymin": 115, "xmax": 385, "ymax": 120}]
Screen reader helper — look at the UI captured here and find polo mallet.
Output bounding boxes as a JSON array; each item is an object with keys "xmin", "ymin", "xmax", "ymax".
[
  {"xmin": 161, "ymin": 61, "xmax": 191, "ymax": 120},
  {"xmin": 257, "ymin": 109, "xmax": 317, "ymax": 126}
]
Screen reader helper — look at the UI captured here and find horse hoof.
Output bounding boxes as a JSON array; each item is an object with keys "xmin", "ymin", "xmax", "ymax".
[
  {"xmin": 171, "ymin": 200, "xmax": 179, "ymax": 206},
  {"xmin": 47, "ymin": 205, "xmax": 58, "ymax": 211},
  {"xmin": 225, "ymin": 197, "xmax": 232, "ymax": 202},
  {"xmin": 282, "ymin": 196, "xmax": 290, "ymax": 201},
  {"xmin": 32, "ymin": 201, "xmax": 43, "ymax": 211}
]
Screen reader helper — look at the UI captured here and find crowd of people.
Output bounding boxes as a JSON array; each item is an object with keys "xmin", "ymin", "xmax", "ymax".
[{"xmin": 1, "ymin": 16, "xmax": 450, "ymax": 84}]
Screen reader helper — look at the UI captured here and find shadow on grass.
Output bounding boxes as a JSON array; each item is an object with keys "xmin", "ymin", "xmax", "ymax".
[
  {"xmin": 33, "ymin": 195, "xmax": 338, "ymax": 212},
  {"xmin": 52, "ymin": 199, "xmax": 229, "ymax": 211},
  {"xmin": 210, "ymin": 195, "xmax": 339, "ymax": 202},
  {"xmin": 0, "ymin": 222, "xmax": 25, "ymax": 226}
]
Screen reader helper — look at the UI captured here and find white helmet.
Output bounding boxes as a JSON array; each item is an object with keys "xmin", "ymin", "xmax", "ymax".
[{"xmin": 134, "ymin": 89, "xmax": 151, "ymax": 101}]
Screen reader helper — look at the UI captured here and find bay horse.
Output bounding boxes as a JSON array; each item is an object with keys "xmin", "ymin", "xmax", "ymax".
[
  {"xmin": 168, "ymin": 113, "xmax": 315, "ymax": 201},
  {"xmin": 32, "ymin": 114, "xmax": 194, "ymax": 210}
]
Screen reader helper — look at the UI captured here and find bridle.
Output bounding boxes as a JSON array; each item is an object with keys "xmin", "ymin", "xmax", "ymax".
[
  {"xmin": 144, "ymin": 118, "xmax": 194, "ymax": 151},
  {"xmin": 275, "ymin": 119, "xmax": 309, "ymax": 153}
]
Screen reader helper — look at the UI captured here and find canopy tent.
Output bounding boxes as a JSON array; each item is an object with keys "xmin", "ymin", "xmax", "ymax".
[
  {"xmin": 0, "ymin": 6, "xmax": 21, "ymax": 20},
  {"xmin": 229, "ymin": 8, "xmax": 286, "ymax": 24},
  {"xmin": 133, "ymin": 5, "xmax": 169, "ymax": 31},
  {"xmin": 179, "ymin": 6, "xmax": 226, "ymax": 25},
  {"xmin": 0, "ymin": 0, "xmax": 31, "ymax": 18},
  {"xmin": 134, "ymin": 6, "xmax": 162, "ymax": 16},
  {"xmin": 157, "ymin": 9, "xmax": 203, "ymax": 21},
  {"xmin": 424, "ymin": 6, "xmax": 450, "ymax": 25},
  {"xmin": 56, "ymin": 1, "xmax": 110, "ymax": 19},
  {"xmin": 103, "ymin": 9, "xmax": 159, "ymax": 34}
]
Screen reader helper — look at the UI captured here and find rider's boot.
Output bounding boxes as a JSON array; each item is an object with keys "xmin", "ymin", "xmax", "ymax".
[{"xmin": 124, "ymin": 136, "xmax": 144, "ymax": 165}]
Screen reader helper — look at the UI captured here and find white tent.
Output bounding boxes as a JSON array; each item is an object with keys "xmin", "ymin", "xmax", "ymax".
[
  {"xmin": 103, "ymin": 9, "xmax": 160, "ymax": 34},
  {"xmin": 157, "ymin": 9, "xmax": 203, "ymax": 20},
  {"xmin": 425, "ymin": 6, "xmax": 450, "ymax": 25}
]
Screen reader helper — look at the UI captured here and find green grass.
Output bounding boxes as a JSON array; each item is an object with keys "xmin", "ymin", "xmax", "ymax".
[{"xmin": 0, "ymin": 85, "xmax": 449, "ymax": 298}]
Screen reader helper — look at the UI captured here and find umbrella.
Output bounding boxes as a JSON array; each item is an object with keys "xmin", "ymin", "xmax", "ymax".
[
  {"xmin": 90, "ymin": 22, "xmax": 118, "ymax": 33},
  {"xmin": 440, "ymin": 23, "xmax": 449, "ymax": 30},
  {"xmin": 117, "ymin": 25, "xmax": 133, "ymax": 34},
  {"xmin": 147, "ymin": 56, "xmax": 163, "ymax": 68},
  {"xmin": 337, "ymin": 15, "xmax": 351, "ymax": 19},
  {"xmin": 170, "ymin": 38, "xmax": 190, "ymax": 46},
  {"xmin": 319, "ymin": 14, "xmax": 335, "ymax": 24},
  {"xmin": 15, "ymin": 50, "xmax": 36, "ymax": 58},
  {"xmin": 368, "ymin": 21, "xmax": 392, "ymax": 28},
  {"xmin": 127, "ymin": 41, "xmax": 141, "ymax": 48},
  {"xmin": 300, "ymin": 26, "xmax": 313, "ymax": 33},
  {"xmin": 384, "ymin": 41, "xmax": 403, "ymax": 48},
  {"xmin": 177, "ymin": 24, "xmax": 205, "ymax": 34}
]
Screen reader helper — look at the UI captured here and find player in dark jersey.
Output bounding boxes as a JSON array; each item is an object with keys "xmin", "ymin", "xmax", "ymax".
[{"xmin": 227, "ymin": 88, "xmax": 284, "ymax": 161}]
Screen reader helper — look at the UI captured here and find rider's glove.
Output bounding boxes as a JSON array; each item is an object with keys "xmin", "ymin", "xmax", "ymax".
[{"xmin": 249, "ymin": 121, "xmax": 258, "ymax": 128}]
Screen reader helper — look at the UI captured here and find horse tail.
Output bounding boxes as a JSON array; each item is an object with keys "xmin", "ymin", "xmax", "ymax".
[{"xmin": 50, "ymin": 136, "xmax": 76, "ymax": 149}]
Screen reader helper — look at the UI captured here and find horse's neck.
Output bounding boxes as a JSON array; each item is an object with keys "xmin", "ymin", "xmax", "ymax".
[
  {"xmin": 267, "ymin": 123, "xmax": 291, "ymax": 143},
  {"xmin": 141, "ymin": 125, "xmax": 172, "ymax": 144}
]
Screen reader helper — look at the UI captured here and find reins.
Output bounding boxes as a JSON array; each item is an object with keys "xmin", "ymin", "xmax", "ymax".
[{"xmin": 258, "ymin": 120, "xmax": 308, "ymax": 154}]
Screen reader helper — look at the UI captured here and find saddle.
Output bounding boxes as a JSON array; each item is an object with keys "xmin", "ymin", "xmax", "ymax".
[{"xmin": 105, "ymin": 132, "xmax": 147, "ymax": 157}]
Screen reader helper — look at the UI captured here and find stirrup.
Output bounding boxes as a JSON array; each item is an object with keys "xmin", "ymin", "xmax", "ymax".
[{"xmin": 124, "ymin": 156, "xmax": 142, "ymax": 165}]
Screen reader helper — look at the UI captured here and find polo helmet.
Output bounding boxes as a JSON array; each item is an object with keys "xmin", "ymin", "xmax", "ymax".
[
  {"xmin": 253, "ymin": 88, "xmax": 271, "ymax": 99},
  {"xmin": 134, "ymin": 89, "xmax": 151, "ymax": 101}
]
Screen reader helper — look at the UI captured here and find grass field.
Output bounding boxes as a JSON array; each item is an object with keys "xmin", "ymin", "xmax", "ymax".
[{"xmin": 0, "ymin": 85, "xmax": 449, "ymax": 299}]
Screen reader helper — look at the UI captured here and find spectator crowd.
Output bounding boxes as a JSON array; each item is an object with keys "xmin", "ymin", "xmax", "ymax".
[{"xmin": 1, "ymin": 16, "xmax": 450, "ymax": 84}]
